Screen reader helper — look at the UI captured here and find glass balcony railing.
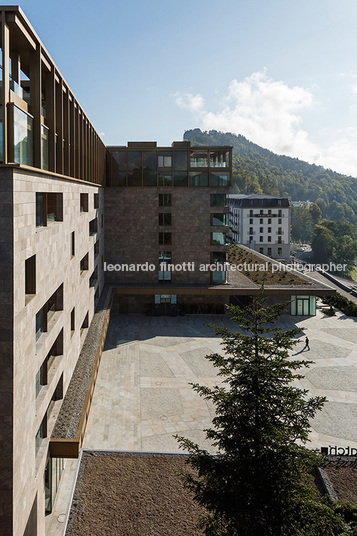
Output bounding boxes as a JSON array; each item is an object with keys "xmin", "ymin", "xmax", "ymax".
[{"xmin": 10, "ymin": 79, "xmax": 24, "ymax": 99}]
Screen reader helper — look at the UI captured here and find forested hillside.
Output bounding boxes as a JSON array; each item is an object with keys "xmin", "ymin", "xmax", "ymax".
[{"xmin": 184, "ymin": 128, "xmax": 357, "ymax": 226}]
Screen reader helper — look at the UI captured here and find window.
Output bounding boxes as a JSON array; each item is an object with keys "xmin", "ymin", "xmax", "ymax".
[
  {"xmin": 278, "ymin": 227, "xmax": 282, "ymax": 235},
  {"xmin": 159, "ymin": 194, "xmax": 171, "ymax": 206},
  {"xmin": 211, "ymin": 232, "xmax": 226, "ymax": 245},
  {"xmin": 210, "ymin": 194, "xmax": 226, "ymax": 207},
  {"xmin": 259, "ymin": 247, "xmax": 264, "ymax": 253},
  {"xmin": 190, "ymin": 150, "xmax": 208, "ymax": 168},
  {"xmin": 143, "ymin": 172, "xmax": 157, "ymax": 187},
  {"xmin": 260, "ymin": 227, "xmax": 263, "ymax": 233},
  {"xmin": 158, "ymin": 153, "xmax": 172, "ymax": 168},
  {"xmin": 268, "ymin": 227, "xmax": 271, "ymax": 233},
  {"xmin": 268, "ymin": 210, "xmax": 271, "ymax": 215},
  {"xmin": 158, "ymin": 173, "xmax": 172, "ymax": 187},
  {"xmin": 260, "ymin": 236, "xmax": 263, "ymax": 242},
  {"xmin": 209, "ymin": 150, "xmax": 230, "ymax": 168},
  {"xmin": 190, "ymin": 172, "xmax": 208, "ymax": 186},
  {"xmin": 89, "ymin": 218, "xmax": 98, "ymax": 235},
  {"xmin": 159, "ymin": 251, "xmax": 172, "ymax": 282},
  {"xmin": 268, "ymin": 218, "xmax": 271, "ymax": 224},
  {"xmin": 159, "ymin": 213, "xmax": 172, "ymax": 226},
  {"xmin": 173, "ymin": 151, "xmax": 188, "ymax": 170},
  {"xmin": 278, "ymin": 218, "xmax": 282, "ymax": 224},
  {"xmin": 80, "ymin": 193, "xmax": 88, "ymax": 212},
  {"xmin": 268, "ymin": 247, "xmax": 272, "ymax": 256},
  {"xmin": 268, "ymin": 236, "xmax": 271, "ymax": 242},
  {"xmin": 278, "ymin": 247, "xmax": 282, "ymax": 256},
  {"xmin": 260, "ymin": 218, "xmax": 263, "ymax": 224},
  {"xmin": 260, "ymin": 210, "xmax": 263, "ymax": 215},
  {"xmin": 36, "ymin": 285, "xmax": 63, "ymax": 341},
  {"xmin": 25, "ymin": 255, "xmax": 36, "ymax": 296},
  {"xmin": 71, "ymin": 231, "xmax": 75, "ymax": 257},
  {"xmin": 173, "ymin": 173, "xmax": 188, "ymax": 187},
  {"xmin": 159, "ymin": 232, "xmax": 171, "ymax": 245},
  {"xmin": 211, "ymin": 251, "xmax": 226, "ymax": 264},
  {"xmin": 94, "ymin": 193, "xmax": 99, "ymax": 209},
  {"xmin": 36, "ymin": 193, "xmax": 63, "ymax": 227},
  {"xmin": 249, "ymin": 227, "xmax": 253, "ymax": 234},
  {"xmin": 249, "ymin": 218, "xmax": 253, "ymax": 224},
  {"xmin": 278, "ymin": 209, "xmax": 282, "ymax": 217},
  {"xmin": 90, "ymin": 267, "xmax": 98, "ymax": 287},
  {"xmin": 210, "ymin": 173, "xmax": 229, "ymax": 187},
  {"xmin": 211, "ymin": 213, "xmax": 226, "ymax": 226},
  {"xmin": 35, "ymin": 416, "xmax": 46, "ymax": 454},
  {"xmin": 36, "ymin": 330, "xmax": 63, "ymax": 396},
  {"xmin": 278, "ymin": 236, "xmax": 282, "ymax": 244},
  {"xmin": 80, "ymin": 253, "xmax": 89, "ymax": 272},
  {"xmin": 71, "ymin": 308, "xmax": 75, "ymax": 333},
  {"xmin": 80, "ymin": 312, "xmax": 89, "ymax": 334},
  {"xmin": 249, "ymin": 210, "xmax": 253, "ymax": 217},
  {"xmin": 94, "ymin": 240, "xmax": 99, "ymax": 258}
]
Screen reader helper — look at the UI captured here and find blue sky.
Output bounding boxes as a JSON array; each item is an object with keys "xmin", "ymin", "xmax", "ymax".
[{"xmin": 19, "ymin": 0, "xmax": 357, "ymax": 176}]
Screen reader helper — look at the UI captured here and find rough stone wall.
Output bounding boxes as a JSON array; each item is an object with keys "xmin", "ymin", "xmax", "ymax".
[
  {"xmin": 104, "ymin": 187, "xmax": 229, "ymax": 286},
  {"xmin": 11, "ymin": 169, "xmax": 105, "ymax": 536},
  {"xmin": 0, "ymin": 168, "xmax": 14, "ymax": 536}
]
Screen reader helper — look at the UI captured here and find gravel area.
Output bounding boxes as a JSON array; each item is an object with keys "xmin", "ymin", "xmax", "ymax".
[
  {"xmin": 324, "ymin": 459, "xmax": 357, "ymax": 504},
  {"xmin": 52, "ymin": 286, "xmax": 112, "ymax": 439},
  {"xmin": 65, "ymin": 451, "xmax": 205, "ymax": 536}
]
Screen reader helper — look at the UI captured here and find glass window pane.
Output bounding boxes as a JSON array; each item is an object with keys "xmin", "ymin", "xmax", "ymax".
[
  {"xmin": 212, "ymin": 252, "xmax": 226, "ymax": 264},
  {"xmin": 190, "ymin": 150, "xmax": 208, "ymax": 168},
  {"xmin": 212, "ymin": 271, "xmax": 226, "ymax": 283},
  {"xmin": 159, "ymin": 194, "xmax": 172, "ymax": 206},
  {"xmin": 112, "ymin": 151, "xmax": 127, "ymax": 169},
  {"xmin": 13, "ymin": 106, "xmax": 33, "ymax": 166},
  {"xmin": 210, "ymin": 173, "xmax": 229, "ymax": 187},
  {"xmin": 41, "ymin": 126, "xmax": 49, "ymax": 171},
  {"xmin": 211, "ymin": 232, "xmax": 226, "ymax": 245},
  {"xmin": 212, "ymin": 213, "xmax": 226, "ymax": 226},
  {"xmin": 158, "ymin": 152, "xmax": 172, "ymax": 168},
  {"xmin": 143, "ymin": 171, "xmax": 157, "ymax": 187},
  {"xmin": 127, "ymin": 151, "xmax": 142, "ymax": 171},
  {"xmin": 210, "ymin": 194, "xmax": 226, "ymax": 207},
  {"xmin": 174, "ymin": 173, "xmax": 188, "ymax": 187},
  {"xmin": 142, "ymin": 151, "xmax": 157, "ymax": 171},
  {"xmin": 158, "ymin": 173, "xmax": 172, "ymax": 187},
  {"xmin": 190, "ymin": 172, "xmax": 208, "ymax": 187},
  {"xmin": 110, "ymin": 172, "xmax": 126, "ymax": 186},
  {"xmin": 173, "ymin": 151, "xmax": 188, "ymax": 170},
  {"xmin": 127, "ymin": 170, "xmax": 142, "ymax": 186},
  {"xmin": 0, "ymin": 105, "xmax": 3, "ymax": 163},
  {"xmin": 210, "ymin": 150, "xmax": 230, "ymax": 168}
]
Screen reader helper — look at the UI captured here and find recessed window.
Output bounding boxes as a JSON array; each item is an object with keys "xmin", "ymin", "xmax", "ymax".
[
  {"xmin": 260, "ymin": 218, "xmax": 263, "ymax": 224},
  {"xmin": 159, "ymin": 213, "xmax": 172, "ymax": 226},
  {"xmin": 94, "ymin": 240, "xmax": 99, "ymax": 258},
  {"xmin": 158, "ymin": 173, "xmax": 172, "ymax": 187},
  {"xmin": 268, "ymin": 218, "xmax": 271, "ymax": 224},
  {"xmin": 90, "ymin": 267, "xmax": 98, "ymax": 287},
  {"xmin": 278, "ymin": 218, "xmax": 282, "ymax": 224},
  {"xmin": 268, "ymin": 227, "xmax": 271, "ymax": 233},
  {"xmin": 35, "ymin": 416, "xmax": 46, "ymax": 454},
  {"xmin": 249, "ymin": 210, "xmax": 253, "ymax": 217},
  {"xmin": 80, "ymin": 193, "xmax": 88, "ymax": 213},
  {"xmin": 89, "ymin": 218, "xmax": 98, "ymax": 236},
  {"xmin": 278, "ymin": 209, "xmax": 282, "ymax": 217},
  {"xmin": 190, "ymin": 172, "xmax": 208, "ymax": 187},
  {"xmin": 278, "ymin": 247, "xmax": 282, "ymax": 256},
  {"xmin": 210, "ymin": 194, "xmax": 226, "ymax": 207},
  {"xmin": 211, "ymin": 232, "xmax": 226, "ymax": 245},
  {"xmin": 159, "ymin": 194, "xmax": 171, "ymax": 207},
  {"xmin": 94, "ymin": 193, "xmax": 99, "ymax": 209},
  {"xmin": 278, "ymin": 227, "xmax": 282, "ymax": 235},
  {"xmin": 173, "ymin": 173, "xmax": 188, "ymax": 187},
  {"xmin": 211, "ymin": 213, "xmax": 226, "ymax": 226},
  {"xmin": 71, "ymin": 308, "xmax": 75, "ymax": 333},
  {"xmin": 158, "ymin": 153, "xmax": 172, "ymax": 168},
  {"xmin": 36, "ymin": 330, "xmax": 63, "ymax": 396},
  {"xmin": 260, "ymin": 236, "xmax": 263, "ymax": 242},
  {"xmin": 159, "ymin": 251, "xmax": 172, "ymax": 282},
  {"xmin": 249, "ymin": 227, "xmax": 253, "ymax": 235},
  {"xmin": 80, "ymin": 253, "xmax": 89, "ymax": 272},
  {"xmin": 36, "ymin": 193, "xmax": 63, "ymax": 227},
  {"xmin": 80, "ymin": 312, "xmax": 89, "ymax": 335},
  {"xmin": 278, "ymin": 236, "xmax": 282, "ymax": 244},
  {"xmin": 71, "ymin": 231, "xmax": 75, "ymax": 257},
  {"xmin": 268, "ymin": 247, "xmax": 272, "ymax": 256},
  {"xmin": 159, "ymin": 232, "xmax": 171, "ymax": 245},
  {"xmin": 25, "ymin": 255, "xmax": 36, "ymax": 296},
  {"xmin": 259, "ymin": 247, "xmax": 264, "ymax": 253},
  {"xmin": 260, "ymin": 227, "xmax": 263, "ymax": 233},
  {"xmin": 210, "ymin": 173, "xmax": 229, "ymax": 187},
  {"xmin": 249, "ymin": 218, "xmax": 253, "ymax": 224},
  {"xmin": 36, "ymin": 285, "xmax": 63, "ymax": 341},
  {"xmin": 268, "ymin": 236, "xmax": 271, "ymax": 242}
]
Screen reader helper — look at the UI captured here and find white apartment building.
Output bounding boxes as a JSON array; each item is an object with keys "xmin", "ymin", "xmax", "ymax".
[{"xmin": 228, "ymin": 194, "xmax": 291, "ymax": 261}]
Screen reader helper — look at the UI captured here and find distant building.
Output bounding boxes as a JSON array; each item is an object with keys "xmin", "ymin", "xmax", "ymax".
[
  {"xmin": 291, "ymin": 200, "xmax": 312, "ymax": 208},
  {"xmin": 228, "ymin": 194, "xmax": 291, "ymax": 261}
]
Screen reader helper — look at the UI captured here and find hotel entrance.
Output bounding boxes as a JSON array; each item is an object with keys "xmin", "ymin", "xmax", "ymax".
[{"xmin": 154, "ymin": 295, "xmax": 177, "ymax": 316}]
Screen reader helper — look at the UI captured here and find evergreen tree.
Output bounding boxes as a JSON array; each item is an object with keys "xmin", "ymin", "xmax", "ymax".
[{"xmin": 176, "ymin": 296, "xmax": 340, "ymax": 536}]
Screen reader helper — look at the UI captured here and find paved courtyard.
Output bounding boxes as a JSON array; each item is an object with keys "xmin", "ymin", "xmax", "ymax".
[{"xmin": 83, "ymin": 305, "xmax": 357, "ymax": 453}]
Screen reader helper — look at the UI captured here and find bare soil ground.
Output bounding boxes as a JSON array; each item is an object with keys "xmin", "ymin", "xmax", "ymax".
[
  {"xmin": 325, "ymin": 461, "xmax": 357, "ymax": 504},
  {"xmin": 68, "ymin": 453, "xmax": 205, "ymax": 536}
]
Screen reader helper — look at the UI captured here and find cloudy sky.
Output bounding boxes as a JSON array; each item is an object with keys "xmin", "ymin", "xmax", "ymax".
[{"xmin": 21, "ymin": 0, "xmax": 357, "ymax": 176}]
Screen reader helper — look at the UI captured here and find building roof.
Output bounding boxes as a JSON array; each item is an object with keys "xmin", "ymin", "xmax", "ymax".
[{"xmin": 228, "ymin": 194, "xmax": 290, "ymax": 208}]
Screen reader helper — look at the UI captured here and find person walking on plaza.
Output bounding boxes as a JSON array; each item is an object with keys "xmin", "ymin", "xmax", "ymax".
[{"xmin": 303, "ymin": 336, "xmax": 310, "ymax": 351}]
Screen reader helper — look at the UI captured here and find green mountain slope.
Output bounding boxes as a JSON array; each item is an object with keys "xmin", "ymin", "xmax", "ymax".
[{"xmin": 184, "ymin": 128, "xmax": 357, "ymax": 225}]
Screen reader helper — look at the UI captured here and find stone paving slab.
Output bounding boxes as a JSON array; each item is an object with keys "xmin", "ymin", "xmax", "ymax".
[{"xmin": 83, "ymin": 307, "xmax": 357, "ymax": 454}]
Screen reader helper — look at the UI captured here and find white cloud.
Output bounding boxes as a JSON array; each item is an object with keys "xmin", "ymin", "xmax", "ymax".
[{"xmin": 174, "ymin": 71, "xmax": 357, "ymax": 177}]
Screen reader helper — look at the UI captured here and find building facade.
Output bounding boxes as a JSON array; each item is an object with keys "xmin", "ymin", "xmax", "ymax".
[{"xmin": 228, "ymin": 194, "xmax": 291, "ymax": 261}]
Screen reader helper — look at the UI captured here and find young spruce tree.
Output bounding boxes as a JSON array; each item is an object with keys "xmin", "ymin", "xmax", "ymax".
[{"xmin": 176, "ymin": 296, "xmax": 339, "ymax": 536}]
